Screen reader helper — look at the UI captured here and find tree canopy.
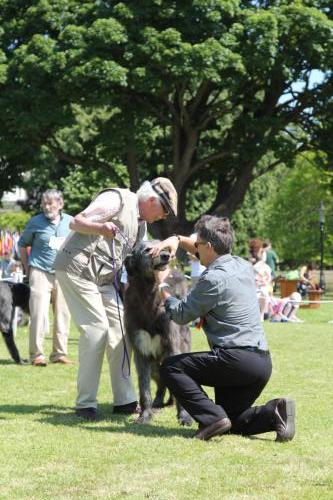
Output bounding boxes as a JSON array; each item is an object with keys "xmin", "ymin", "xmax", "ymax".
[
  {"xmin": 263, "ymin": 152, "xmax": 333, "ymax": 266},
  {"xmin": 0, "ymin": 0, "xmax": 332, "ymax": 235}
]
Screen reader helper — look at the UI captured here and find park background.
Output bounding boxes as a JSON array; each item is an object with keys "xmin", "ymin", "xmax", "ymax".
[{"xmin": 0, "ymin": 1, "xmax": 332, "ymax": 498}]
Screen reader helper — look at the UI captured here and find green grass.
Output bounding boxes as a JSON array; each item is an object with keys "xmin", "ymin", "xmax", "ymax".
[{"xmin": 0, "ymin": 303, "xmax": 332, "ymax": 499}]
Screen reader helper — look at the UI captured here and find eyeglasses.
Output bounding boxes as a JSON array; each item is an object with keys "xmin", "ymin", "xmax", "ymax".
[{"xmin": 194, "ymin": 241, "xmax": 207, "ymax": 249}]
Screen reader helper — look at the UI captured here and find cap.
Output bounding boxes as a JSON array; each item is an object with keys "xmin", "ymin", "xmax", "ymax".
[{"xmin": 151, "ymin": 177, "xmax": 178, "ymax": 217}]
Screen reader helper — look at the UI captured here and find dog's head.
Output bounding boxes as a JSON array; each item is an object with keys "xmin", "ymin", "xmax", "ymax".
[{"xmin": 124, "ymin": 241, "xmax": 171, "ymax": 279}]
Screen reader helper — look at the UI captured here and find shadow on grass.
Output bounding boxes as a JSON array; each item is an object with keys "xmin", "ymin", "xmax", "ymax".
[
  {"xmin": 31, "ymin": 403, "xmax": 195, "ymax": 438},
  {"xmin": 0, "ymin": 404, "xmax": 277, "ymax": 441},
  {"xmin": 0, "ymin": 359, "xmax": 18, "ymax": 365},
  {"xmin": 0, "ymin": 404, "xmax": 69, "ymax": 416}
]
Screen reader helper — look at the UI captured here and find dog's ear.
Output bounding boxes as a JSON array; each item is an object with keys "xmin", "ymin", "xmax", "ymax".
[
  {"xmin": 124, "ymin": 254, "xmax": 136, "ymax": 277},
  {"xmin": 11, "ymin": 283, "xmax": 30, "ymax": 310}
]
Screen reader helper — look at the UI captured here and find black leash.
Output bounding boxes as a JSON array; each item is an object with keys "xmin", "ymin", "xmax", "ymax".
[{"xmin": 111, "ymin": 238, "xmax": 131, "ymax": 379}]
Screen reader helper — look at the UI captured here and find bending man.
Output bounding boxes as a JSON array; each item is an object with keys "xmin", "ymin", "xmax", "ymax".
[{"xmin": 55, "ymin": 178, "xmax": 177, "ymax": 420}]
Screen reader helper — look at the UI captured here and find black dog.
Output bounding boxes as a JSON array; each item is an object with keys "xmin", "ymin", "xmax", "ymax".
[
  {"xmin": 0, "ymin": 281, "xmax": 30, "ymax": 364},
  {"xmin": 124, "ymin": 241, "xmax": 192, "ymax": 426}
]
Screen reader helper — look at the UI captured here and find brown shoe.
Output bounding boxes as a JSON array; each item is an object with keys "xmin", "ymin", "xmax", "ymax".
[
  {"xmin": 194, "ymin": 417, "xmax": 232, "ymax": 441},
  {"xmin": 32, "ymin": 356, "xmax": 47, "ymax": 367},
  {"xmin": 52, "ymin": 356, "xmax": 74, "ymax": 365},
  {"xmin": 275, "ymin": 398, "xmax": 296, "ymax": 442}
]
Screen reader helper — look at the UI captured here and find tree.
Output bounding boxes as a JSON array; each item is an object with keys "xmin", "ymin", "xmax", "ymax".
[
  {"xmin": 263, "ymin": 153, "xmax": 333, "ymax": 266},
  {"xmin": 0, "ymin": 1, "xmax": 332, "ymax": 235},
  {"xmin": 231, "ymin": 163, "xmax": 285, "ymax": 257}
]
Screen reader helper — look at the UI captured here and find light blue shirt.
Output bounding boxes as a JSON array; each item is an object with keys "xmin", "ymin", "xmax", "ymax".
[
  {"xmin": 165, "ymin": 254, "xmax": 268, "ymax": 351},
  {"xmin": 18, "ymin": 212, "xmax": 72, "ymax": 273}
]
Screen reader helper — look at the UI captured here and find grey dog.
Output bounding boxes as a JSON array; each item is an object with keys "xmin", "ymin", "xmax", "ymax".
[{"xmin": 124, "ymin": 241, "xmax": 193, "ymax": 426}]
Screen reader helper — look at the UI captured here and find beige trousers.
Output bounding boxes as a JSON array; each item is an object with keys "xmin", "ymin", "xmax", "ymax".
[
  {"xmin": 29, "ymin": 267, "xmax": 71, "ymax": 362},
  {"xmin": 56, "ymin": 270, "xmax": 137, "ymax": 409}
]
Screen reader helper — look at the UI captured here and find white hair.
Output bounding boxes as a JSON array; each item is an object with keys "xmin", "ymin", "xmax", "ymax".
[
  {"xmin": 136, "ymin": 181, "xmax": 160, "ymax": 202},
  {"xmin": 41, "ymin": 189, "xmax": 63, "ymax": 204}
]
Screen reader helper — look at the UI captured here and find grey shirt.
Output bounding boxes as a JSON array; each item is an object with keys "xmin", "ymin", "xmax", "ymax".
[{"xmin": 165, "ymin": 254, "xmax": 268, "ymax": 351}]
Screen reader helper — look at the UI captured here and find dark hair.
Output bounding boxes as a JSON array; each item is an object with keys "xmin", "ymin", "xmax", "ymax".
[
  {"xmin": 194, "ymin": 216, "xmax": 234, "ymax": 255},
  {"xmin": 248, "ymin": 238, "xmax": 263, "ymax": 262}
]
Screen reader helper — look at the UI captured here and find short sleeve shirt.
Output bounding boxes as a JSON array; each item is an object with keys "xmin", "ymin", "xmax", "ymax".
[{"xmin": 18, "ymin": 213, "xmax": 72, "ymax": 273}]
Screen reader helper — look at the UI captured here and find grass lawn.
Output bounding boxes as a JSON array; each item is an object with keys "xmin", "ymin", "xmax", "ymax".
[{"xmin": 0, "ymin": 303, "xmax": 332, "ymax": 499}]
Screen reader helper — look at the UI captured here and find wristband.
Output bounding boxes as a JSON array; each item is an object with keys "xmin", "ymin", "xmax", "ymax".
[{"xmin": 158, "ymin": 282, "xmax": 170, "ymax": 290}]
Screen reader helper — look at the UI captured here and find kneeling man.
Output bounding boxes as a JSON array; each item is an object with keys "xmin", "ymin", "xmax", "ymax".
[{"xmin": 152, "ymin": 216, "xmax": 295, "ymax": 441}]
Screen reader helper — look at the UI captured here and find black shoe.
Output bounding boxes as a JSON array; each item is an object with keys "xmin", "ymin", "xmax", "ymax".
[
  {"xmin": 75, "ymin": 407, "xmax": 97, "ymax": 421},
  {"xmin": 275, "ymin": 398, "xmax": 296, "ymax": 442},
  {"xmin": 194, "ymin": 417, "xmax": 232, "ymax": 441},
  {"xmin": 113, "ymin": 401, "xmax": 140, "ymax": 415}
]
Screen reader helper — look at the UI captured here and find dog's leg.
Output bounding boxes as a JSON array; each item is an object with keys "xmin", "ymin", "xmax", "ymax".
[
  {"xmin": 176, "ymin": 400, "xmax": 193, "ymax": 427},
  {"xmin": 151, "ymin": 363, "xmax": 167, "ymax": 408},
  {"xmin": 1, "ymin": 329, "xmax": 23, "ymax": 364},
  {"xmin": 167, "ymin": 348, "xmax": 193, "ymax": 427},
  {"xmin": 134, "ymin": 351, "xmax": 154, "ymax": 423}
]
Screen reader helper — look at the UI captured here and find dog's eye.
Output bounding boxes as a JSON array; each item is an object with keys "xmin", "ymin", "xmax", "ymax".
[{"xmin": 143, "ymin": 247, "xmax": 152, "ymax": 254}]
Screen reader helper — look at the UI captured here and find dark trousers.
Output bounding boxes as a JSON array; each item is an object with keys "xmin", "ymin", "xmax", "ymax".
[{"xmin": 160, "ymin": 347, "xmax": 276, "ymax": 435}]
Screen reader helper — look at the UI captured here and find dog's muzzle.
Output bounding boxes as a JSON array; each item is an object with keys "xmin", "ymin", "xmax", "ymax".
[{"xmin": 152, "ymin": 250, "xmax": 171, "ymax": 269}]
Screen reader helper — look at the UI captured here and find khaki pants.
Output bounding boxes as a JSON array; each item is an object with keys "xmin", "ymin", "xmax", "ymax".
[
  {"xmin": 29, "ymin": 267, "xmax": 71, "ymax": 362},
  {"xmin": 56, "ymin": 270, "xmax": 137, "ymax": 409}
]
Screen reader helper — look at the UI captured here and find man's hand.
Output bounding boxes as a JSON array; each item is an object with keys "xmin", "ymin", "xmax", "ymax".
[
  {"xmin": 100, "ymin": 222, "xmax": 118, "ymax": 238},
  {"xmin": 150, "ymin": 236, "xmax": 179, "ymax": 258}
]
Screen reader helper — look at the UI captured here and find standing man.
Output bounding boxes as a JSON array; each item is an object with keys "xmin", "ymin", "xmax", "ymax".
[
  {"xmin": 152, "ymin": 216, "xmax": 295, "ymax": 442},
  {"xmin": 263, "ymin": 239, "xmax": 279, "ymax": 280},
  {"xmin": 55, "ymin": 178, "xmax": 178, "ymax": 421},
  {"xmin": 18, "ymin": 189, "xmax": 72, "ymax": 366}
]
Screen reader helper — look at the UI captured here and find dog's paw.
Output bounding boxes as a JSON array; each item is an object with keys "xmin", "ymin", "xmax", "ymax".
[
  {"xmin": 178, "ymin": 412, "xmax": 193, "ymax": 427},
  {"xmin": 134, "ymin": 410, "xmax": 154, "ymax": 424},
  {"xmin": 152, "ymin": 398, "xmax": 164, "ymax": 409},
  {"xmin": 15, "ymin": 358, "xmax": 29, "ymax": 365}
]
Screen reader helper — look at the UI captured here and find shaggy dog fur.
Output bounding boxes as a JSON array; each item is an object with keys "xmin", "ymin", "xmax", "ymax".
[
  {"xmin": 124, "ymin": 241, "xmax": 192, "ymax": 425},
  {"xmin": 0, "ymin": 282, "xmax": 29, "ymax": 364}
]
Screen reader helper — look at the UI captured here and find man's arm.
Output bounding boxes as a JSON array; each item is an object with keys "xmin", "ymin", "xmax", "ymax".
[
  {"xmin": 18, "ymin": 246, "xmax": 29, "ymax": 276},
  {"xmin": 70, "ymin": 214, "xmax": 118, "ymax": 238},
  {"xmin": 150, "ymin": 234, "xmax": 197, "ymax": 258},
  {"xmin": 156, "ymin": 268, "xmax": 220, "ymax": 325},
  {"xmin": 70, "ymin": 190, "xmax": 121, "ymax": 237}
]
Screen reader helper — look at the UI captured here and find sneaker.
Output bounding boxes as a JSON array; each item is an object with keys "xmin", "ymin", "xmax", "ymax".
[
  {"xmin": 75, "ymin": 407, "xmax": 97, "ymax": 421},
  {"xmin": 32, "ymin": 356, "xmax": 47, "ymax": 367},
  {"xmin": 275, "ymin": 398, "xmax": 296, "ymax": 442},
  {"xmin": 113, "ymin": 401, "xmax": 140, "ymax": 415},
  {"xmin": 194, "ymin": 417, "xmax": 232, "ymax": 441}
]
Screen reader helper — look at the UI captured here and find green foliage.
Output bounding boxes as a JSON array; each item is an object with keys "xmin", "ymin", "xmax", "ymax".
[
  {"xmin": 0, "ymin": 210, "xmax": 31, "ymax": 231},
  {"xmin": 0, "ymin": 1, "xmax": 332, "ymax": 234},
  {"xmin": 61, "ymin": 165, "xmax": 125, "ymax": 214},
  {"xmin": 232, "ymin": 165, "xmax": 285, "ymax": 257},
  {"xmin": 264, "ymin": 153, "xmax": 333, "ymax": 266}
]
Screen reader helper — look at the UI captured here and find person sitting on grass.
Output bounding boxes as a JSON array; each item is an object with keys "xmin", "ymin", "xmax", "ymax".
[{"xmin": 270, "ymin": 292, "xmax": 303, "ymax": 323}]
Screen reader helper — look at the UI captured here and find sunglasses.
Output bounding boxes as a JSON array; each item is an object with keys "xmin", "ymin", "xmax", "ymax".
[{"xmin": 194, "ymin": 241, "xmax": 207, "ymax": 249}]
